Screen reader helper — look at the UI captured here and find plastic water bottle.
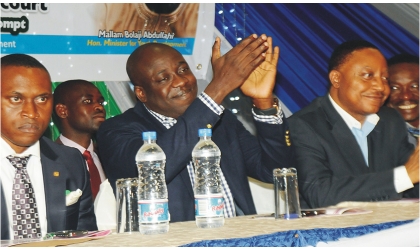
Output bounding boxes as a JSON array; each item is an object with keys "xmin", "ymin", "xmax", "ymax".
[
  {"xmin": 136, "ymin": 131, "xmax": 169, "ymax": 234},
  {"xmin": 192, "ymin": 128, "xmax": 224, "ymax": 228}
]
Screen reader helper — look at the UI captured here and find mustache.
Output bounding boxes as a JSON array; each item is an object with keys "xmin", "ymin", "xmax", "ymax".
[
  {"xmin": 171, "ymin": 88, "xmax": 191, "ymax": 98},
  {"xmin": 93, "ymin": 109, "xmax": 105, "ymax": 115},
  {"xmin": 18, "ymin": 123, "xmax": 40, "ymax": 130},
  {"xmin": 174, "ymin": 90, "xmax": 186, "ymax": 97}
]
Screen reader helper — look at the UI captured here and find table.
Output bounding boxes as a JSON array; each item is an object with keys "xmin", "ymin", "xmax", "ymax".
[{"xmin": 65, "ymin": 200, "xmax": 418, "ymax": 247}]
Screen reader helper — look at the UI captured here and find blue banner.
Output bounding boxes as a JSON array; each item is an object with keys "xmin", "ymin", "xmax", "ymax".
[{"xmin": 1, "ymin": 34, "xmax": 195, "ymax": 55}]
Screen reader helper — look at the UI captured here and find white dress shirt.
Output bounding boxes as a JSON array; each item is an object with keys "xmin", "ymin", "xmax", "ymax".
[
  {"xmin": 329, "ymin": 95, "xmax": 414, "ymax": 193},
  {"xmin": 0, "ymin": 137, "xmax": 48, "ymax": 239},
  {"xmin": 59, "ymin": 134, "xmax": 106, "ymax": 182},
  {"xmin": 59, "ymin": 134, "xmax": 116, "ymax": 230}
]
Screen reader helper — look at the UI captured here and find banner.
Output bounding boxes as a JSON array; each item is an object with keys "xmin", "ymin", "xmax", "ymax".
[{"xmin": 1, "ymin": 3, "xmax": 215, "ymax": 81}]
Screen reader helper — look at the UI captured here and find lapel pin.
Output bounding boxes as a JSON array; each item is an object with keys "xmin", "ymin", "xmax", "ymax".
[{"xmin": 53, "ymin": 171, "xmax": 60, "ymax": 177}]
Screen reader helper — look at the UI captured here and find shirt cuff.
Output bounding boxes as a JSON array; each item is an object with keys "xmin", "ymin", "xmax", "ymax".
[
  {"xmin": 252, "ymin": 103, "xmax": 284, "ymax": 124},
  {"xmin": 198, "ymin": 92, "xmax": 224, "ymax": 116},
  {"xmin": 394, "ymin": 165, "xmax": 414, "ymax": 193}
]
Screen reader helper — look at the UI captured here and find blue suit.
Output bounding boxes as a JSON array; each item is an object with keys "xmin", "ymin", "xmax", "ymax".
[
  {"xmin": 1, "ymin": 137, "xmax": 97, "ymax": 240},
  {"xmin": 97, "ymin": 99, "xmax": 294, "ymax": 222}
]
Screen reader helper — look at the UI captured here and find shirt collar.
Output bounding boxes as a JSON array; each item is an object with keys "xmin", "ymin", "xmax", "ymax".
[
  {"xmin": 406, "ymin": 122, "xmax": 418, "ymax": 130},
  {"xmin": 0, "ymin": 136, "xmax": 41, "ymax": 158},
  {"xmin": 143, "ymin": 103, "xmax": 177, "ymax": 129},
  {"xmin": 59, "ymin": 134, "xmax": 93, "ymax": 154},
  {"xmin": 328, "ymin": 94, "xmax": 379, "ymax": 131}
]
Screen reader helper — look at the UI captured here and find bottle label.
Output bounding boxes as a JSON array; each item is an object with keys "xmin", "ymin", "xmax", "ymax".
[
  {"xmin": 194, "ymin": 195, "xmax": 224, "ymax": 217},
  {"xmin": 138, "ymin": 199, "xmax": 169, "ymax": 223}
]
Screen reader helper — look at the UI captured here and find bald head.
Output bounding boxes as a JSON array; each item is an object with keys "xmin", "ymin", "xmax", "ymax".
[
  {"xmin": 126, "ymin": 43, "xmax": 185, "ymax": 87},
  {"xmin": 125, "ymin": 43, "xmax": 197, "ymax": 118}
]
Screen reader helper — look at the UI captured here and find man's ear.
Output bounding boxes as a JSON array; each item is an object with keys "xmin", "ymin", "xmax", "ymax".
[
  {"xmin": 329, "ymin": 70, "xmax": 341, "ymax": 89},
  {"xmin": 55, "ymin": 104, "xmax": 68, "ymax": 119},
  {"xmin": 134, "ymin": 86, "xmax": 147, "ymax": 103}
]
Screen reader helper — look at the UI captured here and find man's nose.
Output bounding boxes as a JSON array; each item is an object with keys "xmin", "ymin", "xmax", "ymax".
[
  {"xmin": 21, "ymin": 101, "xmax": 39, "ymax": 119},
  {"xmin": 95, "ymin": 103, "xmax": 105, "ymax": 112},
  {"xmin": 171, "ymin": 74, "xmax": 188, "ymax": 88},
  {"xmin": 372, "ymin": 76, "xmax": 386, "ymax": 92},
  {"xmin": 400, "ymin": 88, "xmax": 415, "ymax": 100}
]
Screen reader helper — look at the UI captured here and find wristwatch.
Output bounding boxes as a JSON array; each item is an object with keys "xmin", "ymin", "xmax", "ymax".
[{"xmin": 252, "ymin": 98, "xmax": 279, "ymax": 115}]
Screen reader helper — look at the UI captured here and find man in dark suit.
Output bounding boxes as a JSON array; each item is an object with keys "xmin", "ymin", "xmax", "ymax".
[
  {"xmin": 386, "ymin": 54, "xmax": 419, "ymax": 146},
  {"xmin": 97, "ymin": 34, "xmax": 294, "ymax": 222},
  {"xmin": 53, "ymin": 79, "xmax": 116, "ymax": 230},
  {"xmin": 1, "ymin": 54, "xmax": 97, "ymax": 240},
  {"xmin": 288, "ymin": 40, "xmax": 419, "ymax": 209},
  {"xmin": 53, "ymin": 80, "xmax": 107, "ymax": 201}
]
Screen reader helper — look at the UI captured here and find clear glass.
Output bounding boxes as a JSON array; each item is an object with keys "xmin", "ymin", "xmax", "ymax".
[
  {"xmin": 116, "ymin": 178, "xmax": 139, "ymax": 233},
  {"xmin": 274, "ymin": 168, "xmax": 301, "ymax": 219}
]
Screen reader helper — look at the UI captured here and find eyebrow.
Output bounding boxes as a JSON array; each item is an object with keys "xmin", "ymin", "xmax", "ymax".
[
  {"xmin": 10, "ymin": 91, "xmax": 51, "ymax": 96},
  {"xmin": 156, "ymin": 61, "xmax": 188, "ymax": 75}
]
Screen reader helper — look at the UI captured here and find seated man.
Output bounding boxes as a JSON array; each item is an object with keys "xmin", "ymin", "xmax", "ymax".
[
  {"xmin": 1, "ymin": 54, "xmax": 97, "ymax": 240},
  {"xmin": 53, "ymin": 79, "xmax": 116, "ymax": 230},
  {"xmin": 386, "ymin": 54, "xmax": 419, "ymax": 146},
  {"xmin": 97, "ymin": 34, "xmax": 294, "ymax": 222},
  {"xmin": 288, "ymin": 40, "xmax": 419, "ymax": 209}
]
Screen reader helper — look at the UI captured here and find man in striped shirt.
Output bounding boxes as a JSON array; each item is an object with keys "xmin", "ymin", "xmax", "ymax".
[{"xmin": 97, "ymin": 34, "xmax": 294, "ymax": 222}]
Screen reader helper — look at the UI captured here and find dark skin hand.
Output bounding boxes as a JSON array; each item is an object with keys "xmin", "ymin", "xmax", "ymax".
[
  {"xmin": 204, "ymin": 34, "xmax": 270, "ymax": 104},
  {"xmin": 240, "ymin": 36, "xmax": 280, "ymax": 109}
]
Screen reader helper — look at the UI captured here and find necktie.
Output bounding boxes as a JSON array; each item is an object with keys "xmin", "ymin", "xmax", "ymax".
[
  {"xmin": 82, "ymin": 150, "xmax": 101, "ymax": 200},
  {"xmin": 7, "ymin": 155, "xmax": 41, "ymax": 239}
]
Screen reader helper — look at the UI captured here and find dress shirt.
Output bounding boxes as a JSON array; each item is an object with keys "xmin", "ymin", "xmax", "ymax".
[
  {"xmin": 328, "ymin": 95, "xmax": 414, "ymax": 193},
  {"xmin": 59, "ymin": 134, "xmax": 116, "ymax": 230},
  {"xmin": 0, "ymin": 138, "xmax": 48, "ymax": 239},
  {"xmin": 59, "ymin": 134, "xmax": 106, "ymax": 182},
  {"xmin": 328, "ymin": 95, "xmax": 379, "ymax": 166},
  {"xmin": 406, "ymin": 123, "xmax": 419, "ymax": 146},
  {"xmin": 144, "ymin": 92, "xmax": 284, "ymax": 217}
]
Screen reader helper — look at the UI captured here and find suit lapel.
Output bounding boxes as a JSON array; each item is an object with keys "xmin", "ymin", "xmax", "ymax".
[
  {"xmin": 367, "ymin": 119, "xmax": 383, "ymax": 172},
  {"xmin": 39, "ymin": 138, "xmax": 66, "ymax": 232},
  {"xmin": 321, "ymin": 97, "xmax": 369, "ymax": 173},
  {"xmin": 1, "ymin": 182, "xmax": 10, "ymax": 240},
  {"xmin": 134, "ymin": 101, "xmax": 167, "ymax": 133}
]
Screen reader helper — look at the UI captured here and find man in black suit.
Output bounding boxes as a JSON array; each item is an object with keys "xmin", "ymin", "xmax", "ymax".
[
  {"xmin": 53, "ymin": 79, "xmax": 116, "ymax": 230},
  {"xmin": 386, "ymin": 54, "xmax": 419, "ymax": 146},
  {"xmin": 288, "ymin": 40, "xmax": 419, "ymax": 209},
  {"xmin": 97, "ymin": 34, "xmax": 294, "ymax": 222},
  {"xmin": 1, "ymin": 54, "xmax": 97, "ymax": 240}
]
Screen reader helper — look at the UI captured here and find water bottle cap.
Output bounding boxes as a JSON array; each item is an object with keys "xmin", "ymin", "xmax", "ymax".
[
  {"xmin": 142, "ymin": 131, "xmax": 157, "ymax": 140},
  {"xmin": 198, "ymin": 128, "xmax": 212, "ymax": 137}
]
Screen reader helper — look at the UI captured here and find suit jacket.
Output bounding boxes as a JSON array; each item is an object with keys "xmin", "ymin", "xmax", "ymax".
[
  {"xmin": 288, "ymin": 95, "xmax": 417, "ymax": 209},
  {"xmin": 1, "ymin": 137, "xmax": 97, "ymax": 240},
  {"xmin": 97, "ymin": 99, "xmax": 294, "ymax": 222}
]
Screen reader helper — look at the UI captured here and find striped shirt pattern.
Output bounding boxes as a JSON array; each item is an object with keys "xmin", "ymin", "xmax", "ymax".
[{"xmin": 144, "ymin": 92, "xmax": 283, "ymax": 217}]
